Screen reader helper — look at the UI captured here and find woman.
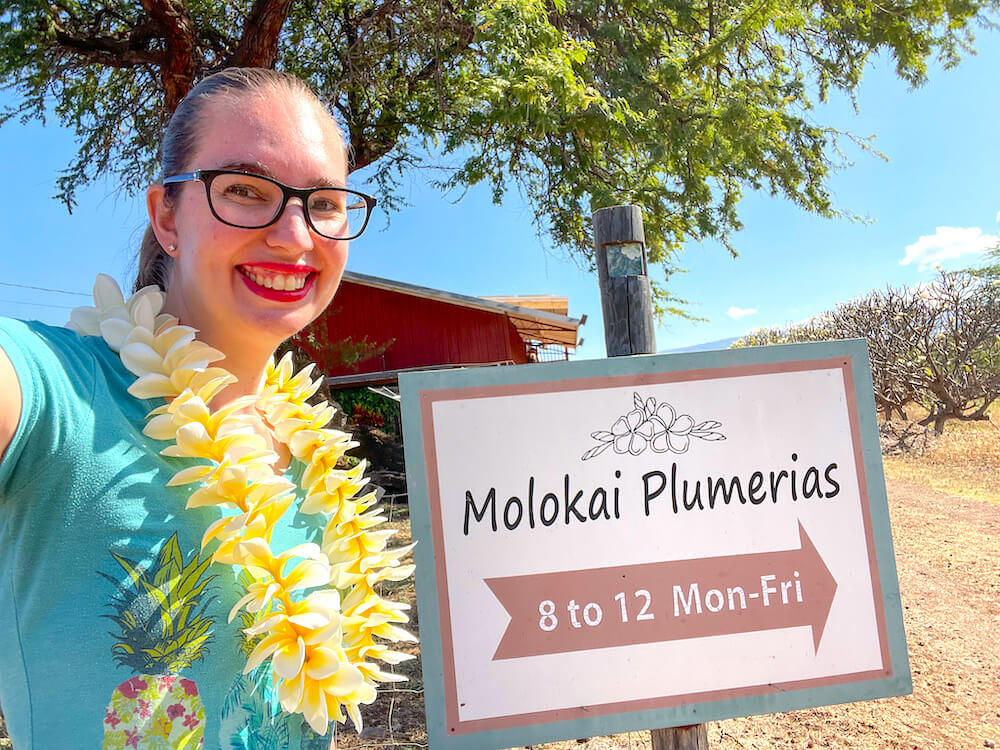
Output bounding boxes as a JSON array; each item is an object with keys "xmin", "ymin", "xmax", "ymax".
[{"xmin": 0, "ymin": 68, "xmax": 413, "ymax": 749}]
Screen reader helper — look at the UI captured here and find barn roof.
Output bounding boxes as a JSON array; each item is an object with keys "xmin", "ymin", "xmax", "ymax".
[{"xmin": 342, "ymin": 271, "xmax": 584, "ymax": 348}]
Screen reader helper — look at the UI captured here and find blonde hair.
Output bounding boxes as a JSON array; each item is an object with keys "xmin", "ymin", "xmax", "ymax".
[{"xmin": 135, "ymin": 68, "xmax": 343, "ymax": 292}]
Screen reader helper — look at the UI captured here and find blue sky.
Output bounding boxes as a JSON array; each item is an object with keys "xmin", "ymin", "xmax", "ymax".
[{"xmin": 1, "ymin": 29, "xmax": 998, "ymax": 360}]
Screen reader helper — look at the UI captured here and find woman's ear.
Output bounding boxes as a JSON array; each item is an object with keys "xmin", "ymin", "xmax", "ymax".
[{"xmin": 147, "ymin": 184, "xmax": 179, "ymax": 257}]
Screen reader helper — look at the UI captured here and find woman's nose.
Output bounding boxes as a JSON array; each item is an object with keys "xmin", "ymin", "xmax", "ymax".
[{"xmin": 266, "ymin": 198, "xmax": 314, "ymax": 253}]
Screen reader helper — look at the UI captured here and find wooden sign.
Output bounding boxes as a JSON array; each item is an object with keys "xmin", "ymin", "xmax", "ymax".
[{"xmin": 400, "ymin": 341, "xmax": 911, "ymax": 750}]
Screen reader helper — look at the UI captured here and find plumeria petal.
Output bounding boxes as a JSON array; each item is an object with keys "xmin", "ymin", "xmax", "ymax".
[
  {"xmin": 120, "ymin": 342, "xmax": 165, "ymax": 376},
  {"xmin": 273, "ymin": 636, "xmax": 307, "ymax": 679},
  {"xmin": 93, "ymin": 273, "xmax": 126, "ymax": 309},
  {"xmin": 284, "ymin": 559, "xmax": 333, "ymax": 592},
  {"xmin": 128, "ymin": 373, "xmax": 177, "ymax": 400},
  {"xmin": 68, "ymin": 305, "xmax": 101, "ymax": 335},
  {"xmin": 244, "ymin": 632, "xmax": 283, "ymax": 673},
  {"xmin": 304, "ymin": 646, "xmax": 342, "ymax": 680},
  {"xmin": 287, "ymin": 611, "xmax": 332, "ymax": 630},
  {"xmin": 167, "ymin": 464, "xmax": 215, "ymax": 486},
  {"xmin": 651, "ymin": 431, "xmax": 671, "ymax": 453},
  {"xmin": 278, "ymin": 673, "xmax": 306, "ymax": 713},
  {"xmin": 302, "ymin": 679, "xmax": 330, "ymax": 735},
  {"xmin": 667, "ymin": 431, "xmax": 691, "ymax": 454},
  {"xmin": 672, "ymin": 414, "xmax": 695, "ymax": 434},
  {"xmin": 131, "ymin": 293, "xmax": 158, "ymax": 331},
  {"xmin": 100, "ymin": 317, "xmax": 135, "ymax": 351}
]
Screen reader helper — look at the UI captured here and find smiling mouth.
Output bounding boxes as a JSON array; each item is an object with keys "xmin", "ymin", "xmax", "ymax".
[
  {"xmin": 237, "ymin": 265, "xmax": 313, "ymax": 291},
  {"xmin": 236, "ymin": 264, "xmax": 318, "ymax": 300}
]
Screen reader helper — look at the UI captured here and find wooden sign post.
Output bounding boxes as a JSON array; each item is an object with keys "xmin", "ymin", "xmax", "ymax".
[
  {"xmin": 594, "ymin": 205, "xmax": 709, "ymax": 750},
  {"xmin": 400, "ymin": 210, "xmax": 911, "ymax": 750},
  {"xmin": 593, "ymin": 204, "xmax": 656, "ymax": 358}
]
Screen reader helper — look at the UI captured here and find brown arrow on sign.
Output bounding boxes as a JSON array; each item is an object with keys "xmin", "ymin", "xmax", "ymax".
[{"xmin": 485, "ymin": 522, "xmax": 837, "ymax": 660}]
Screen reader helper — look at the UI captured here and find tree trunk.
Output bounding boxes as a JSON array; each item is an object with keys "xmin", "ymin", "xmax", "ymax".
[
  {"xmin": 934, "ymin": 413, "xmax": 947, "ymax": 434},
  {"xmin": 229, "ymin": 0, "xmax": 295, "ymax": 67},
  {"xmin": 141, "ymin": 0, "xmax": 199, "ymax": 113}
]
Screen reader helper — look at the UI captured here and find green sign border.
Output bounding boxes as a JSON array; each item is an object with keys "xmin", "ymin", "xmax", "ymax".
[{"xmin": 399, "ymin": 340, "xmax": 911, "ymax": 750}]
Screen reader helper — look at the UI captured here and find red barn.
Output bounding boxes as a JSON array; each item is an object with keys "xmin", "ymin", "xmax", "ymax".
[{"xmin": 295, "ymin": 271, "xmax": 585, "ymax": 387}]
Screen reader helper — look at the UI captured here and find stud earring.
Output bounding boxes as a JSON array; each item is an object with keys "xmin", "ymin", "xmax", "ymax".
[{"xmin": 167, "ymin": 244, "xmax": 176, "ymax": 253}]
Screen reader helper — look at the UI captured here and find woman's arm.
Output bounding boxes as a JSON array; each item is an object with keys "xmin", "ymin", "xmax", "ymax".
[{"xmin": 0, "ymin": 345, "xmax": 21, "ymax": 463}]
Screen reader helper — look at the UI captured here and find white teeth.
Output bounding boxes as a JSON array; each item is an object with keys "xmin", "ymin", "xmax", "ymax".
[{"xmin": 242, "ymin": 268, "xmax": 308, "ymax": 292}]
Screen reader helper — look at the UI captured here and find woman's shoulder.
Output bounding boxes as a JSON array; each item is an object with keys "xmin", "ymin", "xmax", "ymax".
[
  {"xmin": 0, "ymin": 317, "xmax": 146, "ymax": 496},
  {"xmin": 0, "ymin": 317, "xmax": 135, "ymax": 426},
  {"xmin": 0, "ymin": 317, "xmax": 124, "ymax": 379},
  {"xmin": 1, "ymin": 316, "xmax": 98, "ymax": 356}
]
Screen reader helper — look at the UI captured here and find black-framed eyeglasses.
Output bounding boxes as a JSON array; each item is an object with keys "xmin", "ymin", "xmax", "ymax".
[{"xmin": 162, "ymin": 169, "xmax": 377, "ymax": 241}]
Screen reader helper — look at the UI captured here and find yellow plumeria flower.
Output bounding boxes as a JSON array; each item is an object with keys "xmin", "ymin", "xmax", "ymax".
[
  {"xmin": 202, "ymin": 489, "xmax": 297, "ymax": 563},
  {"xmin": 299, "ymin": 462, "xmax": 369, "ymax": 515},
  {"xmin": 71, "ymin": 274, "xmax": 417, "ymax": 736}
]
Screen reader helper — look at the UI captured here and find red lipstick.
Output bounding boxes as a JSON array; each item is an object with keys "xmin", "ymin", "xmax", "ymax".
[
  {"xmin": 241, "ymin": 262, "xmax": 319, "ymax": 273},
  {"xmin": 237, "ymin": 264, "xmax": 317, "ymax": 302}
]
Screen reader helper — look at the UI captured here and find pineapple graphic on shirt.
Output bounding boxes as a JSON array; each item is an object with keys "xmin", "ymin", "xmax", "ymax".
[{"xmin": 99, "ymin": 532, "xmax": 217, "ymax": 749}]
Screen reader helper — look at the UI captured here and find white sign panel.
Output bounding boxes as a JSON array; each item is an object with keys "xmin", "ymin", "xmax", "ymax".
[{"xmin": 401, "ymin": 343, "xmax": 910, "ymax": 749}]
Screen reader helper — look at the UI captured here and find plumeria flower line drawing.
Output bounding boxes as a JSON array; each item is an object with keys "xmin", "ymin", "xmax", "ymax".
[{"xmin": 582, "ymin": 392, "xmax": 726, "ymax": 461}]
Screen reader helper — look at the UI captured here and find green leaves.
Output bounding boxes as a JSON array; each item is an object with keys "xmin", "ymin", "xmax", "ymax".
[{"xmin": 2, "ymin": 0, "xmax": 997, "ymax": 306}]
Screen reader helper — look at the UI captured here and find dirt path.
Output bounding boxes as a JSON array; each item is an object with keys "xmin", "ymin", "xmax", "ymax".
[{"xmin": 708, "ymin": 478, "xmax": 1000, "ymax": 750}]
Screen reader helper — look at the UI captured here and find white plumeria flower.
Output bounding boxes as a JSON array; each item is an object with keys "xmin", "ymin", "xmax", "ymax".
[{"xmin": 67, "ymin": 274, "xmax": 166, "ymax": 351}]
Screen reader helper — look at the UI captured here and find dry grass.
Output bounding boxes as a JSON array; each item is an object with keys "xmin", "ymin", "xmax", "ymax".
[{"xmin": 882, "ymin": 411, "xmax": 1000, "ymax": 506}]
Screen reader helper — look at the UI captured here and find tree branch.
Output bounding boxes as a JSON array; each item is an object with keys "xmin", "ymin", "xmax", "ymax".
[
  {"xmin": 228, "ymin": 0, "xmax": 295, "ymax": 68},
  {"xmin": 52, "ymin": 21, "xmax": 164, "ymax": 68},
  {"xmin": 140, "ymin": 0, "xmax": 199, "ymax": 112},
  {"xmin": 348, "ymin": 14, "xmax": 475, "ymax": 171}
]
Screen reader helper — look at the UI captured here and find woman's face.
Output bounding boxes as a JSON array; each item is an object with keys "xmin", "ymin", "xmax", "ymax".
[{"xmin": 149, "ymin": 89, "xmax": 350, "ymax": 356}]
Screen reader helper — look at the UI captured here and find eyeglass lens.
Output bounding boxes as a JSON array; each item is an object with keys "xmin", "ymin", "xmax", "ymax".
[{"xmin": 208, "ymin": 173, "xmax": 367, "ymax": 238}]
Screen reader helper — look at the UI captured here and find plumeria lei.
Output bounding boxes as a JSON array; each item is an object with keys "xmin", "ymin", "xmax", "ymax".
[{"xmin": 67, "ymin": 274, "xmax": 416, "ymax": 735}]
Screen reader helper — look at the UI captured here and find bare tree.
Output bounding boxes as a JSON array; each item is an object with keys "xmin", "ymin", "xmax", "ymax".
[
  {"xmin": 827, "ymin": 288, "xmax": 928, "ymax": 422},
  {"xmin": 733, "ymin": 272, "xmax": 1000, "ymax": 434},
  {"xmin": 912, "ymin": 271, "xmax": 1000, "ymax": 433}
]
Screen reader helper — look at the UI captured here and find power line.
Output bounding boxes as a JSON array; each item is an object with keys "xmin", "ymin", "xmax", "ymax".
[
  {"xmin": 0, "ymin": 298, "xmax": 76, "ymax": 310},
  {"xmin": 0, "ymin": 280, "xmax": 90, "ymax": 297}
]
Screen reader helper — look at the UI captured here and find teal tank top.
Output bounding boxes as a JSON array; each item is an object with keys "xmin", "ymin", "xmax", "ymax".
[{"xmin": 0, "ymin": 319, "xmax": 336, "ymax": 749}]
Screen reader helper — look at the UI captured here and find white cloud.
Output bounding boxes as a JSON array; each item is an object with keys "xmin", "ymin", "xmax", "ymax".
[
  {"xmin": 728, "ymin": 306, "xmax": 758, "ymax": 320},
  {"xmin": 900, "ymin": 226, "xmax": 998, "ymax": 271}
]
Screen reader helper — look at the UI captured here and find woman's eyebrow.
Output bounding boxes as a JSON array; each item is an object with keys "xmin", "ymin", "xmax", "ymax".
[
  {"xmin": 217, "ymin": 161, "xmax": 346, "ymax": 189},
  {"xmin": 311, "ymin": 176, "xmax": 348, "ymax": 189},
  {"xmin": 218, "ymin": 160, "xmax": 274, "ymax": 177}
]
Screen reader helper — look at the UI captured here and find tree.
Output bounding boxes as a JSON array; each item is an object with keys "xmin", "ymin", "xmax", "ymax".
[
  {"xmin": 733, "ymin": 271, "xmax": 1000, "ymax": 433},
  {"xmin": 911, "ymin": 270, "xmax": 1000, "ymax": 433},
  {"xmin": 970, "ymin": 242, "xmax": 1000, "ymax": 282},
  {"xmin": 824, "ymin": 288, "xmax": 928, "ymax": 422},
  {"xmin": 3, "ymin": 0, "xmax": 997, "ymax": 299},
  {"xmin": 730, "ymin": 317, "xmax": 830, "ymax": 349}
]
